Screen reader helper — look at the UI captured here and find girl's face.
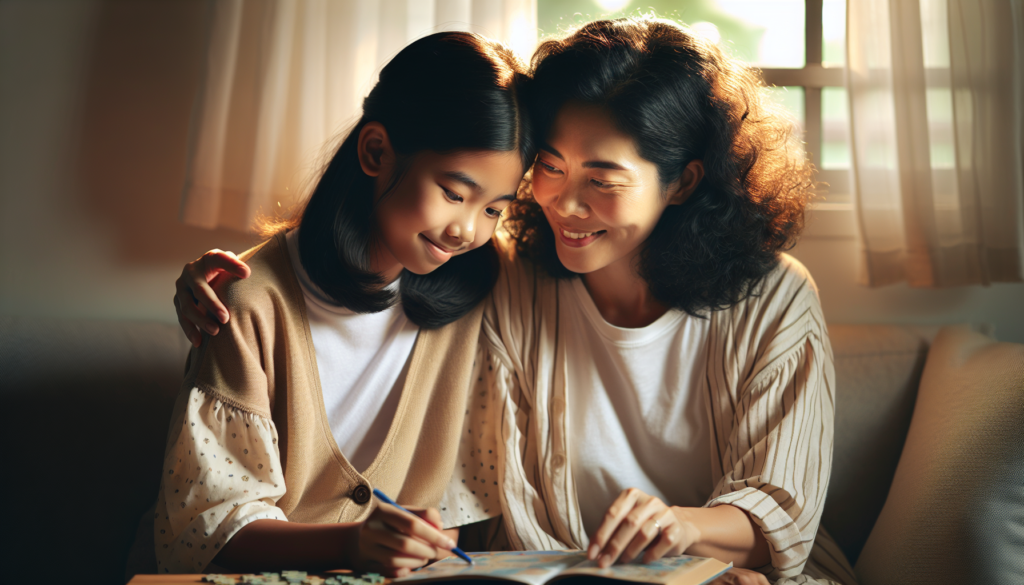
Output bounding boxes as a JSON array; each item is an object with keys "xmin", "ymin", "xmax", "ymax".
[
  {"xmin": 532, "ymin": 102, "xmax": 691, "ymax": 276},
  {"xmin": 373, "ymin": 149, "xmax": 524, "ymax": 276}
]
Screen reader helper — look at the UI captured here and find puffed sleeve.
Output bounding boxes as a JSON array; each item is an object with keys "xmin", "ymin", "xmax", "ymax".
[
  {"xmin": 438, "ymin": 342, "xmax": 502, "ymax": 529},
  {"xmin": 703, "ymin": 256, "xmax": 848, "ymax": 584},
  {"xmin": 153, "ymin": 387, "xmax": 287, "ymax": 573}
]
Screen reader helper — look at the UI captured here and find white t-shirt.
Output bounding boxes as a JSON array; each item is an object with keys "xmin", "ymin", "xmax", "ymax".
[
  {"xmin": 286, "ymin": 229, "xmax": 420, "ymax": 472},
  {"xmin": 562, "ymin": 278, "xmax": 714, "ymax": 535}
]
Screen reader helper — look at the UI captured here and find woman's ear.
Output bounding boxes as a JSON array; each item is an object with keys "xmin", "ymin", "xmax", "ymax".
[
  {"xmin": 357, "ymin": 121, "xmax": 394, "ymax": 178},
  {"xmin": 667, "ymin": 159, "xmax": 704, "ymax": 205}
]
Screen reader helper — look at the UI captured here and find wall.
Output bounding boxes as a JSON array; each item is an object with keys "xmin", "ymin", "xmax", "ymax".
[
  {"xmin": 2, "ymin": 0, "xmax": 1022, "ymax": 342},
  {"xmin": 0, "ymin": 0, "xmax": 254, "ymax": 324}
]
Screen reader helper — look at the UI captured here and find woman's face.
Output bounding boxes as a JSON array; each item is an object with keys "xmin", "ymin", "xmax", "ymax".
[
  {"xmin": 531, "ymin": 102, "xmax": 683, "ymax": 275},
  {"xmin": 374, "ymin": 149, "xmax": 524, "ymax": 275}
]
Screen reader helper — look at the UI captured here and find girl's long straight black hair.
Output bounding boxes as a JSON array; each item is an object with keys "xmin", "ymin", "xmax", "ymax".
[{"xmin": 294, "ymin": 32, "xmax": 534, "ymax": 329}]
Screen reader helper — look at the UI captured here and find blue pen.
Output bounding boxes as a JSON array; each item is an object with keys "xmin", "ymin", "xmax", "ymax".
[{"xmin": 371, "ymin": 488, "xmax": 473, "ymax": 565}]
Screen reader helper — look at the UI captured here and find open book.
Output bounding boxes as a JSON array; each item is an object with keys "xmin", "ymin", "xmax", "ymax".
[{"xmin": 394, "ymin": 551, "xmax": 732, "ymax": 585}]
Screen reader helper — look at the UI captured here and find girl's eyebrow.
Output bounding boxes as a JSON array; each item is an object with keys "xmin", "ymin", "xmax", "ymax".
[
  {"xmin": 444, "ymin": 171, "xmax": 516, "ymax": 202},
  {"xmin": 540, "ymin": 142, "xmax": 631, "ymax": 171},
  {"xmin": 444, "ymin": 170, "xmax": 481, "ymax": 191}
]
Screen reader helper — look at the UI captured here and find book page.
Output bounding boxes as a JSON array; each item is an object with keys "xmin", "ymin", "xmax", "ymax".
[
  {"xmin": 394, "ymin": 551, "xmax": 588, "ymax": 585},
  {"xmin": 552, "ymin": 555, "xmax": 730, "ymax": 585}
]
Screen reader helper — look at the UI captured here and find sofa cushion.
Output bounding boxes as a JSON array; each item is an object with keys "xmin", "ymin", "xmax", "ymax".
[
  {"xmin": 0, "ymin": 317, "xmax": 190, "ymax": 585},
  {"xmin": 855, "ymin": 325, "xmax": 1024, "ymax": 585},
  {"xmin": 823, "ymin": 324, "xmax": 938, "ymax": 564}
]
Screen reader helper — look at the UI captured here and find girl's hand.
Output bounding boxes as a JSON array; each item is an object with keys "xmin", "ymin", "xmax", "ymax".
[
  {"xmin": 709, "ymin": 568, "xmax": 770, "ymax": 585},
  {"xmin": 354, "ymin": 503, "xmax": 455, "ymax": 578},
  {"xmin": 588, "ymin": 488, "xmax": 699, "ymax": 568},
  {"xmin": 174, "ymin": 249, "xmax": 250, "ymax": 347}
]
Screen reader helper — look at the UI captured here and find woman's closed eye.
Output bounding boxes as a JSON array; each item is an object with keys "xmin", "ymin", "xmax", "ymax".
[
  {"xmin": 537, "ymin": 161, "xmax": 562, "ymax": 174},
  {"xmin": 443, "ymin": 188, "xmax": 464, "ymax": 202}
]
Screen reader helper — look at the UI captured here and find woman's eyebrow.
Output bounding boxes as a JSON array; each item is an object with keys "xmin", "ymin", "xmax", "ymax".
[{"xmin": 541, "ymin": 143, "xmax": 631, "ymax": 171}]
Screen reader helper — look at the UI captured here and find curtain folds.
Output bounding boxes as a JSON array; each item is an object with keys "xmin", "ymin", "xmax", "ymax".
[
  {"xmin": 846, "ymin": 0, "xmax": 1024, "ymax": 287},
  {"xmin": 181, "ymin": 0, "xmax": 538, "ymax": 232}
]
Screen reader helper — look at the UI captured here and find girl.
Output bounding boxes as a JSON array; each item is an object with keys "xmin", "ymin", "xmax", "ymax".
[
  {"xmin": 176, "ymin": 17, "xmax": 855, "ymax": 585},
  {"xmin": 155, "ymin": 31, "xmax": 532, "ymax": 577}
]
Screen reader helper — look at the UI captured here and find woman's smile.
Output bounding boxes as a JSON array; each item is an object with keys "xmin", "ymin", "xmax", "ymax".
[{"xmin": 556, "ymin": 225, "xmax": 607, "ymax": 247}]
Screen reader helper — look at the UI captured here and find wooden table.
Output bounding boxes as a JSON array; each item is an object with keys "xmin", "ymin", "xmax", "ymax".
[{"xmin": 128, "ymin": 573, "xmax": 390, "ymax": 584}]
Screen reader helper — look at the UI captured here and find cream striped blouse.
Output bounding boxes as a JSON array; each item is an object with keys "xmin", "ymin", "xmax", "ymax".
[{"xmin": 442, "ymin": 252, "xmax": 858, "ymax": 585}]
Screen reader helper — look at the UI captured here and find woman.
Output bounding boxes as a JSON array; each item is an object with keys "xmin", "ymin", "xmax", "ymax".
[{"xmin": 176, "ymin": 18, "xmax": 855, "ymax": 585}]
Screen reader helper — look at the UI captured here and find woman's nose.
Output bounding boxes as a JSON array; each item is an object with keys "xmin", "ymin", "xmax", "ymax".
[{"xmin": 550, "ymin": 183, "xmax": 589, "ymax": 218}]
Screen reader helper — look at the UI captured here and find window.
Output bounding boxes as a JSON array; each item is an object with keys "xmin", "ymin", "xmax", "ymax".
[{"xmin": 537, "ymin": 0, "xmax": 852, "ymax": 205}]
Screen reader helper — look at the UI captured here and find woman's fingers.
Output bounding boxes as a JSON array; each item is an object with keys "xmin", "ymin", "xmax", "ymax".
[
  {"xmin": 173, "ymin": 295, "xmax": 203, "ymax": 348},
  {"xmin": 589, "ymin": 488, "xmax": 642, "ymax": 561},
  {"xmin": 597, "ymin": 493, "xmax": 666, "ymax": 567},
  {"xmin": 174, "ymin": 276, "xmax": 220, "ymax": 338},
  {"xmin": 708, "ymin": 568, "xmax": 770, "ymax": 585},
  {"xmin": 642, "ymin": 520, "xmax": 694, "ymax": 564},
  {"xmin": 621, "ymin": 508, "xmax": 677, "ymax": 563},
  {"xmin": 173, "ymin": 250, "xmax": 250, "ymax": 344}
]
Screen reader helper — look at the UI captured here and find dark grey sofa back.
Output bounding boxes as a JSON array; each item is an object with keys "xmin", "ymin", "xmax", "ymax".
[{"xmin": 0, "ymin": 317, "xmax": 190, "ymax": 585}]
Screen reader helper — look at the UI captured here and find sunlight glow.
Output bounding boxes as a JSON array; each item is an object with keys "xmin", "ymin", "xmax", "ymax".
[{"xmin": 594, "ymin": 0, "xmax": 631, "ymax": 12}]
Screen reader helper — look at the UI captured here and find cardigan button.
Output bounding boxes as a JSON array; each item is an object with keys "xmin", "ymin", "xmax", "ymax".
[{"xmin": 352, "ymin": 484, "xmax": 371, "ymax": 505}]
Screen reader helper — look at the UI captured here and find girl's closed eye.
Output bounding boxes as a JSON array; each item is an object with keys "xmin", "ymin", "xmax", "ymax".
[
  {"xmin": 485, "ymin": 207, "xmax": 504, "ymax": 219},
  {"xmin": 443, "ymin": 187, "xmax": 464, "ymax": 202}
]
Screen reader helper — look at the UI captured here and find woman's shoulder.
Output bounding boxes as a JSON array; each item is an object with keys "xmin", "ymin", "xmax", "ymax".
[
  {"xmin": 767, "ymin": 253, "xmax": 820, "ymax": 298},
  {"xmin": 713, "ymin": 253, "xmax": 825, "ymax": 336},
  {"xmin": 493, "ymin": 233, "xmax": 559, "ymax": 291}
]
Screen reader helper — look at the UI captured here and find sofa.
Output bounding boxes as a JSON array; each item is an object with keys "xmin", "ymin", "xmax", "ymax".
[{"xmin": 1, "ymin": 316, "xmax": 1020, "ymax": 584}]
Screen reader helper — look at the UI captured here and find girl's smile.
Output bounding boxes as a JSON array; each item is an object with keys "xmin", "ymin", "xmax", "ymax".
[{"xmin": 420, "ymin": 233, "xmax": 461, "ymax": 262}]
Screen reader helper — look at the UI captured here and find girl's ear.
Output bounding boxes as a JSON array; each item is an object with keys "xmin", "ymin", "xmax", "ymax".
[
  {"xmin": 667, "ymin": 159, "xmax": 704, "ymax": 205},
  {"xmin": 357, "ymin": 122, "xmax": 394, "ymax": 177}
]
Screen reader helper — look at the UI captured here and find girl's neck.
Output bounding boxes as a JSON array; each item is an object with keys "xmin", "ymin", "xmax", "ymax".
[
  {"xmin": 368, "ymin": 239, "xmax": 403, "ymax": 285},
  {"xmin": 581, "ymin": 249, "xmax": 669, "ymax": 329}
]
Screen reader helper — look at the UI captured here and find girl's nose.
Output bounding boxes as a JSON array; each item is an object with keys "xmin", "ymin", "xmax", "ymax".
[{"xmin": 446, "ymin": 220, "xmax": 474, "ymax": 243}]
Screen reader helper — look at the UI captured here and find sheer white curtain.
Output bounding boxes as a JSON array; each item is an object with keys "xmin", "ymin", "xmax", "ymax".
[
  {"xmin": 846, "ymin": 0, "xmax": 1024, "ymax": 287},
  {"xmin": 181, "ymin": 0, "xmax": 537, "ymax": 232}
]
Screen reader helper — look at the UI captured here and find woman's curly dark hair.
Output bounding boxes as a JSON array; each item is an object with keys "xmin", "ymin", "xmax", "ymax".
[{"xmin": 503, "ymin": 17, "xmax": 814, "ymax": 317}]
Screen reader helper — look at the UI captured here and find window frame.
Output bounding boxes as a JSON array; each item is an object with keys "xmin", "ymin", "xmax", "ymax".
[{"xmin": 758, "ymin": 0, "xmax": 855, "ymax": 237}]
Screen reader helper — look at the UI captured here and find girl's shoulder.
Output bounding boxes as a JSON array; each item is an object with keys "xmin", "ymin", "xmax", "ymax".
[{"xmin": 214, "ymin": 232, "xmax": 304, "ymax": 318}]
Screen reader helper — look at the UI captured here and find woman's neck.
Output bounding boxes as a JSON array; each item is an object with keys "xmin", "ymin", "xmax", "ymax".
[{"xmin": 581, "ymin": 250, "xmax": 669, "ymax": 328}]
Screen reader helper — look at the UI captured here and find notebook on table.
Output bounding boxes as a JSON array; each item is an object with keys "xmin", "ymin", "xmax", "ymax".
[{"xmin": 394, "ymin": 550, "xmax": 732, "ymax": 585}]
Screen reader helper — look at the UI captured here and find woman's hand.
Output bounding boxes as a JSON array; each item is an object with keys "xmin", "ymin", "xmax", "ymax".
[
  {"xmin": 709, "ymin": 568, "xmax": 770, "ymax": 585},
  {"xmin": 354, "ymin": 503, "xmax": 455, "ymax": 578},
  {"xmin": 588, "ymin": 488, "xmax": 700, "ymax": 568},
  {"xmin": 174, "ymin": 249, "xmax": 251, "ymax": 347}
]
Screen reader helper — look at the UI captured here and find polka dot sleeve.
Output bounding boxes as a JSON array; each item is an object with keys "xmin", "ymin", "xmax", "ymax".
[
  {"xmin": 438, "ymin": 346, "xmax": 501, "ymax": 529},
  {"xmin": 154, "ymin": 387, "xmax": 287, "ymax": 573}
]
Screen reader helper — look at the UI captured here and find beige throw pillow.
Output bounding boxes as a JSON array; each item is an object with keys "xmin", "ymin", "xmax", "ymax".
[{"xmin": 855, "ymin": 325, "xmax": 1024, "ymax": 585}]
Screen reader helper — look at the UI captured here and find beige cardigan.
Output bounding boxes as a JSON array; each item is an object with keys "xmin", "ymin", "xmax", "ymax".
[
  {"xmin": 469, "ymin": 250, "xmax": 857, "ymax": 585},
  {"xmin": 155, "ymin": 232, "xmax": 483, "ymax": 569}
]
